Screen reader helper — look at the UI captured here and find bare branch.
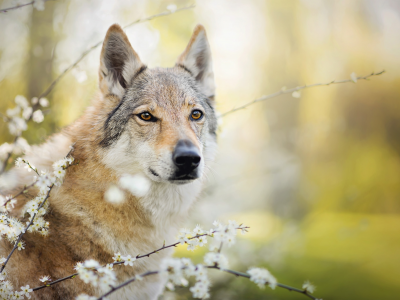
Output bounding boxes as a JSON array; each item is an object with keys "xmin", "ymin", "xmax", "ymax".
[
  {"xmin": 36, "ymin": 4, "xmax": 196, "ymax": 100},
  {"xmin": 32, "ymin": 227, "xmax": 249, "ymax": 292},
  {"xmin": 221, "ymin": 70, "xmax": 386, "ymax": 118},
  {"xmin": 1, "ymin": 181, "xmax": 37, "ymax": 208},
  {"xmin": 94, "ymin": 264, "xmax": 319, "ymax": 300},
  {"xmin": 0, "ymin": 1, "xmax": 34, "ymax": 13},
  {"xmin": 97, "ymin": 271, "xmax": 159, "ymax": 300},
  {"xmin": 207, "ymin": 266, "xmax": 318, "ymax": 300},
  {"xmin": 0, "ymin": 0, "xmax": 53, "ymax": 14}
]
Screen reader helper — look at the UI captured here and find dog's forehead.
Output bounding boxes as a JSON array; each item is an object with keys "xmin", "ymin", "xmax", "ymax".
[{"xmin": 130, "ymin": 67, "xmax": 201, "ymax": 108}]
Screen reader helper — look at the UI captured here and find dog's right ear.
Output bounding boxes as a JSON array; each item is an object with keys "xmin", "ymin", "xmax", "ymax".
[
  {"xmin": 99, "ymin": 24, "xmax": 145, "ymax": 99},
  {"xmin": 176, "ymin": 25, "xmax": 215, "ymax": 98}
]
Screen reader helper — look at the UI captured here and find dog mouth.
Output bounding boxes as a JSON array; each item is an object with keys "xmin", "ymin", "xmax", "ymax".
[
  {"xmin": 169, "ymin": 171, "xmax": 199, "ymax": 183},
  {"xmin": 149, "ymin": 168, "xmax": 159, "ymax": 177},
  {"xmin": 149, "ymin": 168, "xmax": 199, "ymax": 184}
]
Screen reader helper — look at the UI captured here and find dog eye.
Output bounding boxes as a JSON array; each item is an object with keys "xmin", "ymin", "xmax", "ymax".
[
  {"xmin": 191, "ymin": 110, "xmax": 203, "ymax": 121},
  {"xmin": 138, "ymin": 112, "xmax": 156, "ymax": 122}
]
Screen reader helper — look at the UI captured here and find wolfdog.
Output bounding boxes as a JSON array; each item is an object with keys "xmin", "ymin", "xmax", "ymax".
[{"xmin": 1, "ymin": 24, "xmax": 217, "ymax": 299}]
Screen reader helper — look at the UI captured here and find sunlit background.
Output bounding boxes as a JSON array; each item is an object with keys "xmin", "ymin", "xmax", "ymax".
[{"xmin": 1, "ymin": 0, "xmax": 399, "ymax": 299}]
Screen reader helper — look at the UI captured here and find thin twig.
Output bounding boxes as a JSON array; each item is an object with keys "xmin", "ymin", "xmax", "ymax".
[
  {"xmin": 0, "ymin": 0, "xmax": 53, "ymax": 13},
  {"xmin": 32, "ymin": 227, "xmax": 249, "ymax": 292},
  {"xmin": 36, "ymin": 4, "xmax": 196, "ymax": 100},
  {"xmin": 207, "ymin": 266, "xmax": 318, "ymax": 300},
  {"xmin": 97, "ymin": 271, "xmax": 159, "ymax": 300},
  {"xmin": 94, "ymin": 264, "xmax": 319, "ymax": 300},
  {"xmin": 1, "ymin": 181, "xmax": 37, "ymax": 208},
  {"xmin": 0, "ymin": 1, "xmax": 34, "ymax": 13},
  {"xmin": 221, "ymin": 70, "xmax": 386, "ymax": 118}
]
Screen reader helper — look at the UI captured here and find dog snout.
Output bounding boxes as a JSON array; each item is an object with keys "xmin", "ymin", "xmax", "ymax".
[{"xmin": 173, "ymin": 140, "xmax": 201, "ymax": 172}]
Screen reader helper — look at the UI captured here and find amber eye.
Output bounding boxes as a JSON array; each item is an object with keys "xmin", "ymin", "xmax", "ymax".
[
  {"xmin": 138, "ymin": 112, "xmax": 155, "ymax": 122},
  {"xmin": 191, "ymin": 110, "xmax": 203, "ymax": 121}
]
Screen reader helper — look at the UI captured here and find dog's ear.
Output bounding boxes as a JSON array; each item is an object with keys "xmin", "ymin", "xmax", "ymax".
[
  {"xmin": 99, "ymin": 24, "xmax": 145, "ymax": 98},
  {"xmin": 176, "ymin": 25, "xmax": 215, "ymax": 97}
]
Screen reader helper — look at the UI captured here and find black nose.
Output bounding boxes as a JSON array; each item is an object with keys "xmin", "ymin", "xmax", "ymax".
[{"xmin": 173, "ymin": 140, "xmax": 201, "ymax": 171}]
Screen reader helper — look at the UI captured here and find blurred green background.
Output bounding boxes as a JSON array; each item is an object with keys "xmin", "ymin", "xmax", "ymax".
[{"xmin": 1, "ymin": 0, "xmax": 399, "ymax": 299}]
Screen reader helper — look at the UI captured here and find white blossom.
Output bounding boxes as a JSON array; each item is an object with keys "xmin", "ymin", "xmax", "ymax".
[
  {"xmin": 119, "ymin": 174, "xmax": 151, "ymax": 197},
  {"xmin": 350, "ymin": 72, "xmax": 357, "ymax": 83},
  {"xmin": 83, "ymin": 259, "xmax": 100, "ymax": 269},
  {"xmin": 104, "ymin": 185, "xmax": 125, "ymax": 204},
  {"xmin": 187, "ymin": 238, "xmax": 198, "ymax": 251},
  {"xmin": 15, "ymin": 95, "xmax": 29, "ymax": 108},
  {"xmin": 39, "ymin": 98, "xmax": 49, "ymax": 107},
  {"xmin": 22, "ymin": 107, "xmax": 33, "ymax": 120},
  {"xmin": 204, "ymin": 252, "xmax": 229, "ymax": 269},
  {"xmin": 210, "ymin": 220, "xmax": 238, "ymax": 249},
  {"xmin": 97, "ymin": 265, "xmax": 116, "ymax": 292},
  {"xmin": 190, "ymin": 281, "xmax": 210, "ymax": 299},
  {"xmin": 35, "ymin": 175, "xmax": 51, "ymax": 193},
  {"xmin": 53, "ymin": 168, "xmax": 66, "ymax": 180},
  {"xmin": 12, "ymin": 291, "xmax": 24, "ymax": 299},
  {"xmin": 166, "ymin": 4, "xmax": 177, "ymax": 12},
  {"xmin": 247, "ymin": 267, "xmax": 277, "ymax": 289},
  {"xmin": 78, "ymin": 268, "xmax": 98, "ymax": 286},
  {"xmin": 112, "ymin": 252, "xmax": 122, "ymax": 262},
  {"xmin": 8, "ymin": 117, "xmax": 27, "ymax": 135},
  {"xmin": 0, "ymin": 269, "xmax": 6, "ymax": 281},
  {"xmin": 197, "ymin": 235, "xmax": 207, "ymax": 247},
  {"xmin": 192, "ymin": 224, "xmax": 203, "ymax": 236},
  {"xmin": 39, "ymin": 275, "xmax": 51, "ymax": 283},
  {"xmin": 14, "ymin": 137, "xmax": 30, "ymax": 154},
  {"xmin": 122, "ymin": 254, "xmax": 136, "ymax": 266},
  {"xmin": 302, "ymin": 280, "xmax": 316, "ymax": 293},
  {"xmin": 32, "ymin": 110, "xmax": 44, "ymax": 123},
  {"xmin": 160, "ymin": 258, "xmax": 186, "ymax": 286},
  {"xmin": 71, "ymin": 69, "xmax": 88, "ymax": 83},
  {"xmin": 135, "ymin": 274, "xmax": 143, "ymax": 281},
  {"xmin": 192, "ymin": 264, "xmax": 208, "ymax": 281},
  {"xmin": 292, "ymin": 91, "xmax": 301, "ymax": 98},
  {"xmin": 15, "ymin": 157, "xmax": 23, "ymax": 167},
  {"xmin": 17, "ymin": 241, "xmax": 25, "ymax": 251},
  {"xmin": 0, "ymin": 143, "xmax": 13, "ymax": 161},
  {"xmin": 212, "ymin": 220, "xmax": 221, "ymax": 227},
  {"xmin": 6, "ymin": 106, "xmax": 21, "ymax": 118},
  {"xmin": 74, "ymin": 262, "xmax": 83, "ymax": 271},
  {"xmin": 177, "ymin": 231, "xmax": 189, "ymax": 245},
  {"xmin": 20, "ymin": 285, "xmax": 33, "ymax": 298}
]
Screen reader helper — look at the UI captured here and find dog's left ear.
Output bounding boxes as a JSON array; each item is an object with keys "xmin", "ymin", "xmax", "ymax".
[
  {"xmin": 176, "ymin": 25, "xmax": 215, "ymax": 97},
  {"xmin": 99, "ymin": 24, "xmax": 145, "ymax": 99}
]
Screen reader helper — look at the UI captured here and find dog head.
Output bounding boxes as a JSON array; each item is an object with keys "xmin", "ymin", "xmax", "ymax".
[{"xmin": 97, "ymin": 24, "xmax": 217, "ymax": 184}]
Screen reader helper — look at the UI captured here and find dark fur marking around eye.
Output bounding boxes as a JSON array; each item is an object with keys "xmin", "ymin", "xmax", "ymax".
[
  {"xmin": 100, "ymin": 98, "xmax": 142, "ymax": 148},
  {"xmin": 100, "ymin": 66, "xmax": 149, "ymax": 147},
  {"xmin": 99, "ymin": 100, "xmax": 126, "ymax": 147}
]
